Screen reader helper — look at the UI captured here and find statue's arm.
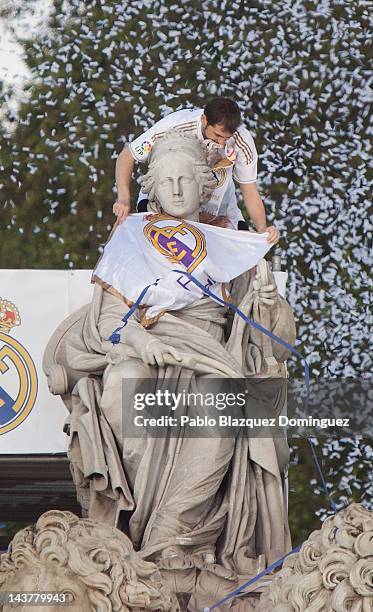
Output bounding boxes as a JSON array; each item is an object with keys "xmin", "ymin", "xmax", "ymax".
[
  {"xmin": 114, "ymin": 324, "xmax": 182, "ymax": 367},
  {"xmin": 97, "ymin": 292, "xmax": 181, "ymax": 367},
  {"xmin": 239, "ymin": 183, "xmax": 280, "ymax": 245}
]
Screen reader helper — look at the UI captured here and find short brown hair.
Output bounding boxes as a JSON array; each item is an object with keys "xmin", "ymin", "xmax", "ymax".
[{"xmin": 204, "ymin": 97, "xmax": 241, "ymax": 133}]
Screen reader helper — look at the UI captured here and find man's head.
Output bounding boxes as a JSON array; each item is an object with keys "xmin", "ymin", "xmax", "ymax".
[{"xmin": 201, "ymin": 97, "xmax": 241, "ymax": 145}]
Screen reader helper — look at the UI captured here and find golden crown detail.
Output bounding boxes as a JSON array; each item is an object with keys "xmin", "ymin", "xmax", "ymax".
[{"xmin": 0, "ymin": 298, "xmax": 21, "ymax": 333}]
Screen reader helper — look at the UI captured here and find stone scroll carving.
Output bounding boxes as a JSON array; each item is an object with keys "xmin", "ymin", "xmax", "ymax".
[
  {"xmin": 257, "ymin": 503, "xmax": 373, "ymax": 612},
  {"xmin": 0, "ymin": 510, "xmax": 174, "ymax": 611}
]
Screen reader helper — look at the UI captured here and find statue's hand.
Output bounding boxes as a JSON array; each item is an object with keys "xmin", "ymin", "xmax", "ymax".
[
  {"xmin": 137, "ymin": 337, "xmax": 182, "ymax": 368},
  {"xmin": 245, "ymin": 344, "xmax": 262, "ymax": 374}
]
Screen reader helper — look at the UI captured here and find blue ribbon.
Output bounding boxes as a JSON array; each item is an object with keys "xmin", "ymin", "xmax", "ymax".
[
  {"xmin": 108, "ymin": 269, "xmax": 337, "ymax": 610},
  {"xmin": 109, "ymin": 269, "xmax": 309, "ymax": 388},
  {"xmin": 203, "ymin": 544, "xmax": 302, "ymax": 611},
  {"xmin": 308, "ymin": 438, "xmax": 337, "ymax": 513},
  {"xmin": 204, "ymin": 442, "xmax": 337, "ymax": 610},
  {"xmin": 173, "ymin": 271, "xmax": 337, "ymax": 508},
  {"xmin": 178, "ymin": 270, "xmax": 338, "ymax": 610},
  {"xmin": 108, "ymin": 279, "xmax": 160, "ymax": 344},
  {"xmin": 109, "ymin": 270, "xmax": 337, "ymax": 506},
  {"xmin": 172, "ymin": 269, "xmax": 310, "ymax": 390}
]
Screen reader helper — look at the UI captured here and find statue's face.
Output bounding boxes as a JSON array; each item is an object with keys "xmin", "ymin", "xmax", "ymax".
[{"xmin": 154, "ymin": 155, "xmax": 200, "ymax": 218}]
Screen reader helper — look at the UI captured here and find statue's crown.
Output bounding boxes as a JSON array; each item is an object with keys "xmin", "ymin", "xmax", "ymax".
[{"xmin": 0, "ymin": 298, "xmax": 21, "ymax": 333}]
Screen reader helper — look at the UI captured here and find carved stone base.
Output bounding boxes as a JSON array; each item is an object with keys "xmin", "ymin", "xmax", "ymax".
[
  {"xmin": 0, "ymin": 510, "xmax": 174, "ymax": 611},
  {"xmin": 256, "ymin": 503, "xmax": 373, "ymax": 612}
]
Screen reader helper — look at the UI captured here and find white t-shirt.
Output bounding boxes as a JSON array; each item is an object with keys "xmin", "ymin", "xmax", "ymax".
[{"xmin": 128, "ymin": 108, "xmax": 258, "ymax": 228}]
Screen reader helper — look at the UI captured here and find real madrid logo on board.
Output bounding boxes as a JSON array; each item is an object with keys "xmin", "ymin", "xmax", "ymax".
[
  {"xmin": 144, "ymin": 214, "xmax": 207, "ymax": 273},
  {"xmin": 0, "ymin": 298, "xmax": 38, "ymax": 435}
]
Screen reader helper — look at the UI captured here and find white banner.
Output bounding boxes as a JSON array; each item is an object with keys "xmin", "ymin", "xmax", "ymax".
[
  {"xmin": 0, "ymin": 270, "xmax": 93, "ymax": 454},
  {"xmin": 94, "ymin": 213, "xmax": 272, "ymax": 327},
  {"xmin": 0, "ymin": 268, "xmax": 287, "ymax": 454}
]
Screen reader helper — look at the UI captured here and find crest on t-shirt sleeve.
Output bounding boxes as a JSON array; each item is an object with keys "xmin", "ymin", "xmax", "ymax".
[{"xmin": 130, "ymin": 138, "xmax": 153, "ymax": 161}]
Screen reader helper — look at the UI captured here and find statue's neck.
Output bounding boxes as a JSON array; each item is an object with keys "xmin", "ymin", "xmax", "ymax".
[
  {"xmin": 161, "ymin": 209, "xmax": 200, "ymax": 223},
  {"xmin": 183, "ymin": 211, "xmax": 199, "ymax": 222}
]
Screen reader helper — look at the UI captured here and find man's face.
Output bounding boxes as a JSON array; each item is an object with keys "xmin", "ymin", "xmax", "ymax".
[{"xmin": 201, "ymin": 114, "xmax": 234, "ymax": 146}]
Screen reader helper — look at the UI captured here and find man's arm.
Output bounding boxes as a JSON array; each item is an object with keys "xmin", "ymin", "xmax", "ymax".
[
  {"xmin": 114, "ymin": 110, "xmax": 191, "ymax": 223},
  {"xmin": 113, "ymin": 147, "xmax": 135, "ymax": 223},
  {"xmin": 239, "ymin": 182, "xmax": 279, "ymax": 245}
]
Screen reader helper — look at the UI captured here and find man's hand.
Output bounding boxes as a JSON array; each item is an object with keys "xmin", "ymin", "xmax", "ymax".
[
  {"xmin": 114, "ymin": 147, "xmax": 134, "ymax": 223},
  {"xmin": 265, "ymin": 225, "xmax": 280, "ymax": 245},
  {"xmin": 258, "ymin": 225, "xmax": 280, "ymax": 245},
  {"xmin": 239, "ymin": 183, "xmax": 279, "ymax": 244},
  {"xmin": 113, "ymin": 200, "xmax": 131, "ymax": 224},
  {"xmin": 199, "ymin": 211, "xmax": 230, "ymax": 227}
]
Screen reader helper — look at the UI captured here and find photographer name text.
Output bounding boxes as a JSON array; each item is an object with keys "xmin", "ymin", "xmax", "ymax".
[{"xmin": 133, "ymin": 415, "xmax": 350, "ymax": 429}]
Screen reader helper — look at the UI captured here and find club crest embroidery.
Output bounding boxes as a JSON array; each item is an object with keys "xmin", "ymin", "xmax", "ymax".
[
  {"xmin": 134, "ymin": 140, "xmax": 153, "ymax": 158},
  {"xmin": 143, "ymin": 214, "xmax": 207, "ymax": 272},
  {"xmin": 225, "ymin": 144, "xmax": 237, "ymax": 162},
  {"xmin": 212, "ymin": 167, "xmax": 227, "ymax": 188},
  {"xmin": 0, "ymin": 298, "xmax": 38, "ymax": 435}
]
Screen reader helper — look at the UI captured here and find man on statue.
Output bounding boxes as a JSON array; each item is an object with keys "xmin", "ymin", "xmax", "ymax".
[{"xmin": 114, "ymin": 96, "xmax": 280, "ymax": 244}]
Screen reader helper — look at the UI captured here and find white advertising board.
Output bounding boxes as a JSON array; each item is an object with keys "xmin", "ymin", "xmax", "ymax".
[
  {"xmin": 0, "ymin": 268, "xmax": 287, "ymax": 454},
  {"xmin": 0, "ymin": 270, "xmax": 93, "ymax": 454}
]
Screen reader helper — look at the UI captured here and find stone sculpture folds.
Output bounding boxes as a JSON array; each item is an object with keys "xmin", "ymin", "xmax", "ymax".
[{"xmin": 42, "ymin": 132, "xmax": 297, "ymax": 605}]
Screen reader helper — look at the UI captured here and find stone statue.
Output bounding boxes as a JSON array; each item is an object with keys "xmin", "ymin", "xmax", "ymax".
[
  {"xmin": 256, "ymin": 502, "xmax": 373, "ymax": 612},
  {"xmin": 0, "ymin": 510, "xmax": 173, "ymax": 611},
  {"xmin": 43, "ymin": 132, "xmax": 296, "ymax": 607},
  {"xmin": 141, "ymin": 132, "xmax": 217, "ymax": 220}
]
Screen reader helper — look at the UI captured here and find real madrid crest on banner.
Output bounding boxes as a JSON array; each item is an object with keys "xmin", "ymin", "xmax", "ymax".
[
  {"xmin": 144, "ymin": 214, "xmax": 207, "ymax": 272},
  {"xmin": 212, "ymin": 167, "xmax": 227, "ymax": 189},
  {"xmin": 0, "ymin": 298, "xmax": 38, "ymax": 435}
]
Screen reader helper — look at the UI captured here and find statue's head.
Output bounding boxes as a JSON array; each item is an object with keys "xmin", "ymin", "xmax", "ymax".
[
  {"xmin": 141, "ymin": 131, "xmax": 216, "ymax": 218},
  {"xmin": 0, "ymin": 510, "xmax": 172, "ymax": 612}
]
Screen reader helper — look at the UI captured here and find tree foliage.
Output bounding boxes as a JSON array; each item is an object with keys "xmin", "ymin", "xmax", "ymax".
[
  {"xmin": 0, "ymin": 0, "xmax": 370, "ymax": 378},
  {"xmin": 0, "ymin": 0, "xmax": 371, "ymax": 537}
]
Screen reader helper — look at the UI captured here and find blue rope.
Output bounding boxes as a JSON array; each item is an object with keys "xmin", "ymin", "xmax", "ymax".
[
  {"xmin": 308, "ymin": 438, "xmax": 337, "ymax": 513},
  {"xmin": 203, "ymin": 441, "xmax": 337, "ymax": 610},
  {"xmin": 203, "ymin": 443, "xmax": 337, "ymax": 610},
  {"xmin": 172, "ymin": 269, "xmax": 310, "ymax": 390},
  {"xmin": 109, "ymin": 270, "xmax": 336, "ymax": 507},
  {"xmin": 108, "ymin": 269, "xmax": 337, "ymax": 609},
  {"xmin": 169, "ymin": 271, "xmax": 338, "ymax": 610},
  {"xmin": 173, "ymin": 271, "xmax": 338, "ymax": 511},
  {"xmin": 109, "ymin": 268, "xmax": 309, "ymax": 387},
  {"xmin": 108, "ymin": 278, "xmax": 160, "ymax": 344},
  {"xmin": 203, "ymin": 544, "xmax": 302, "ymax": 611},
  {"xmin": 174, "ymin": 271, "xmax": 337, "ymax": 497}
]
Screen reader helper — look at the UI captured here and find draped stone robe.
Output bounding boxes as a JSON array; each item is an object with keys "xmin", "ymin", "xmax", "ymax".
[{"xmin": 59, "ymin": 268, "xmax": 294, "ymax": 583}]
